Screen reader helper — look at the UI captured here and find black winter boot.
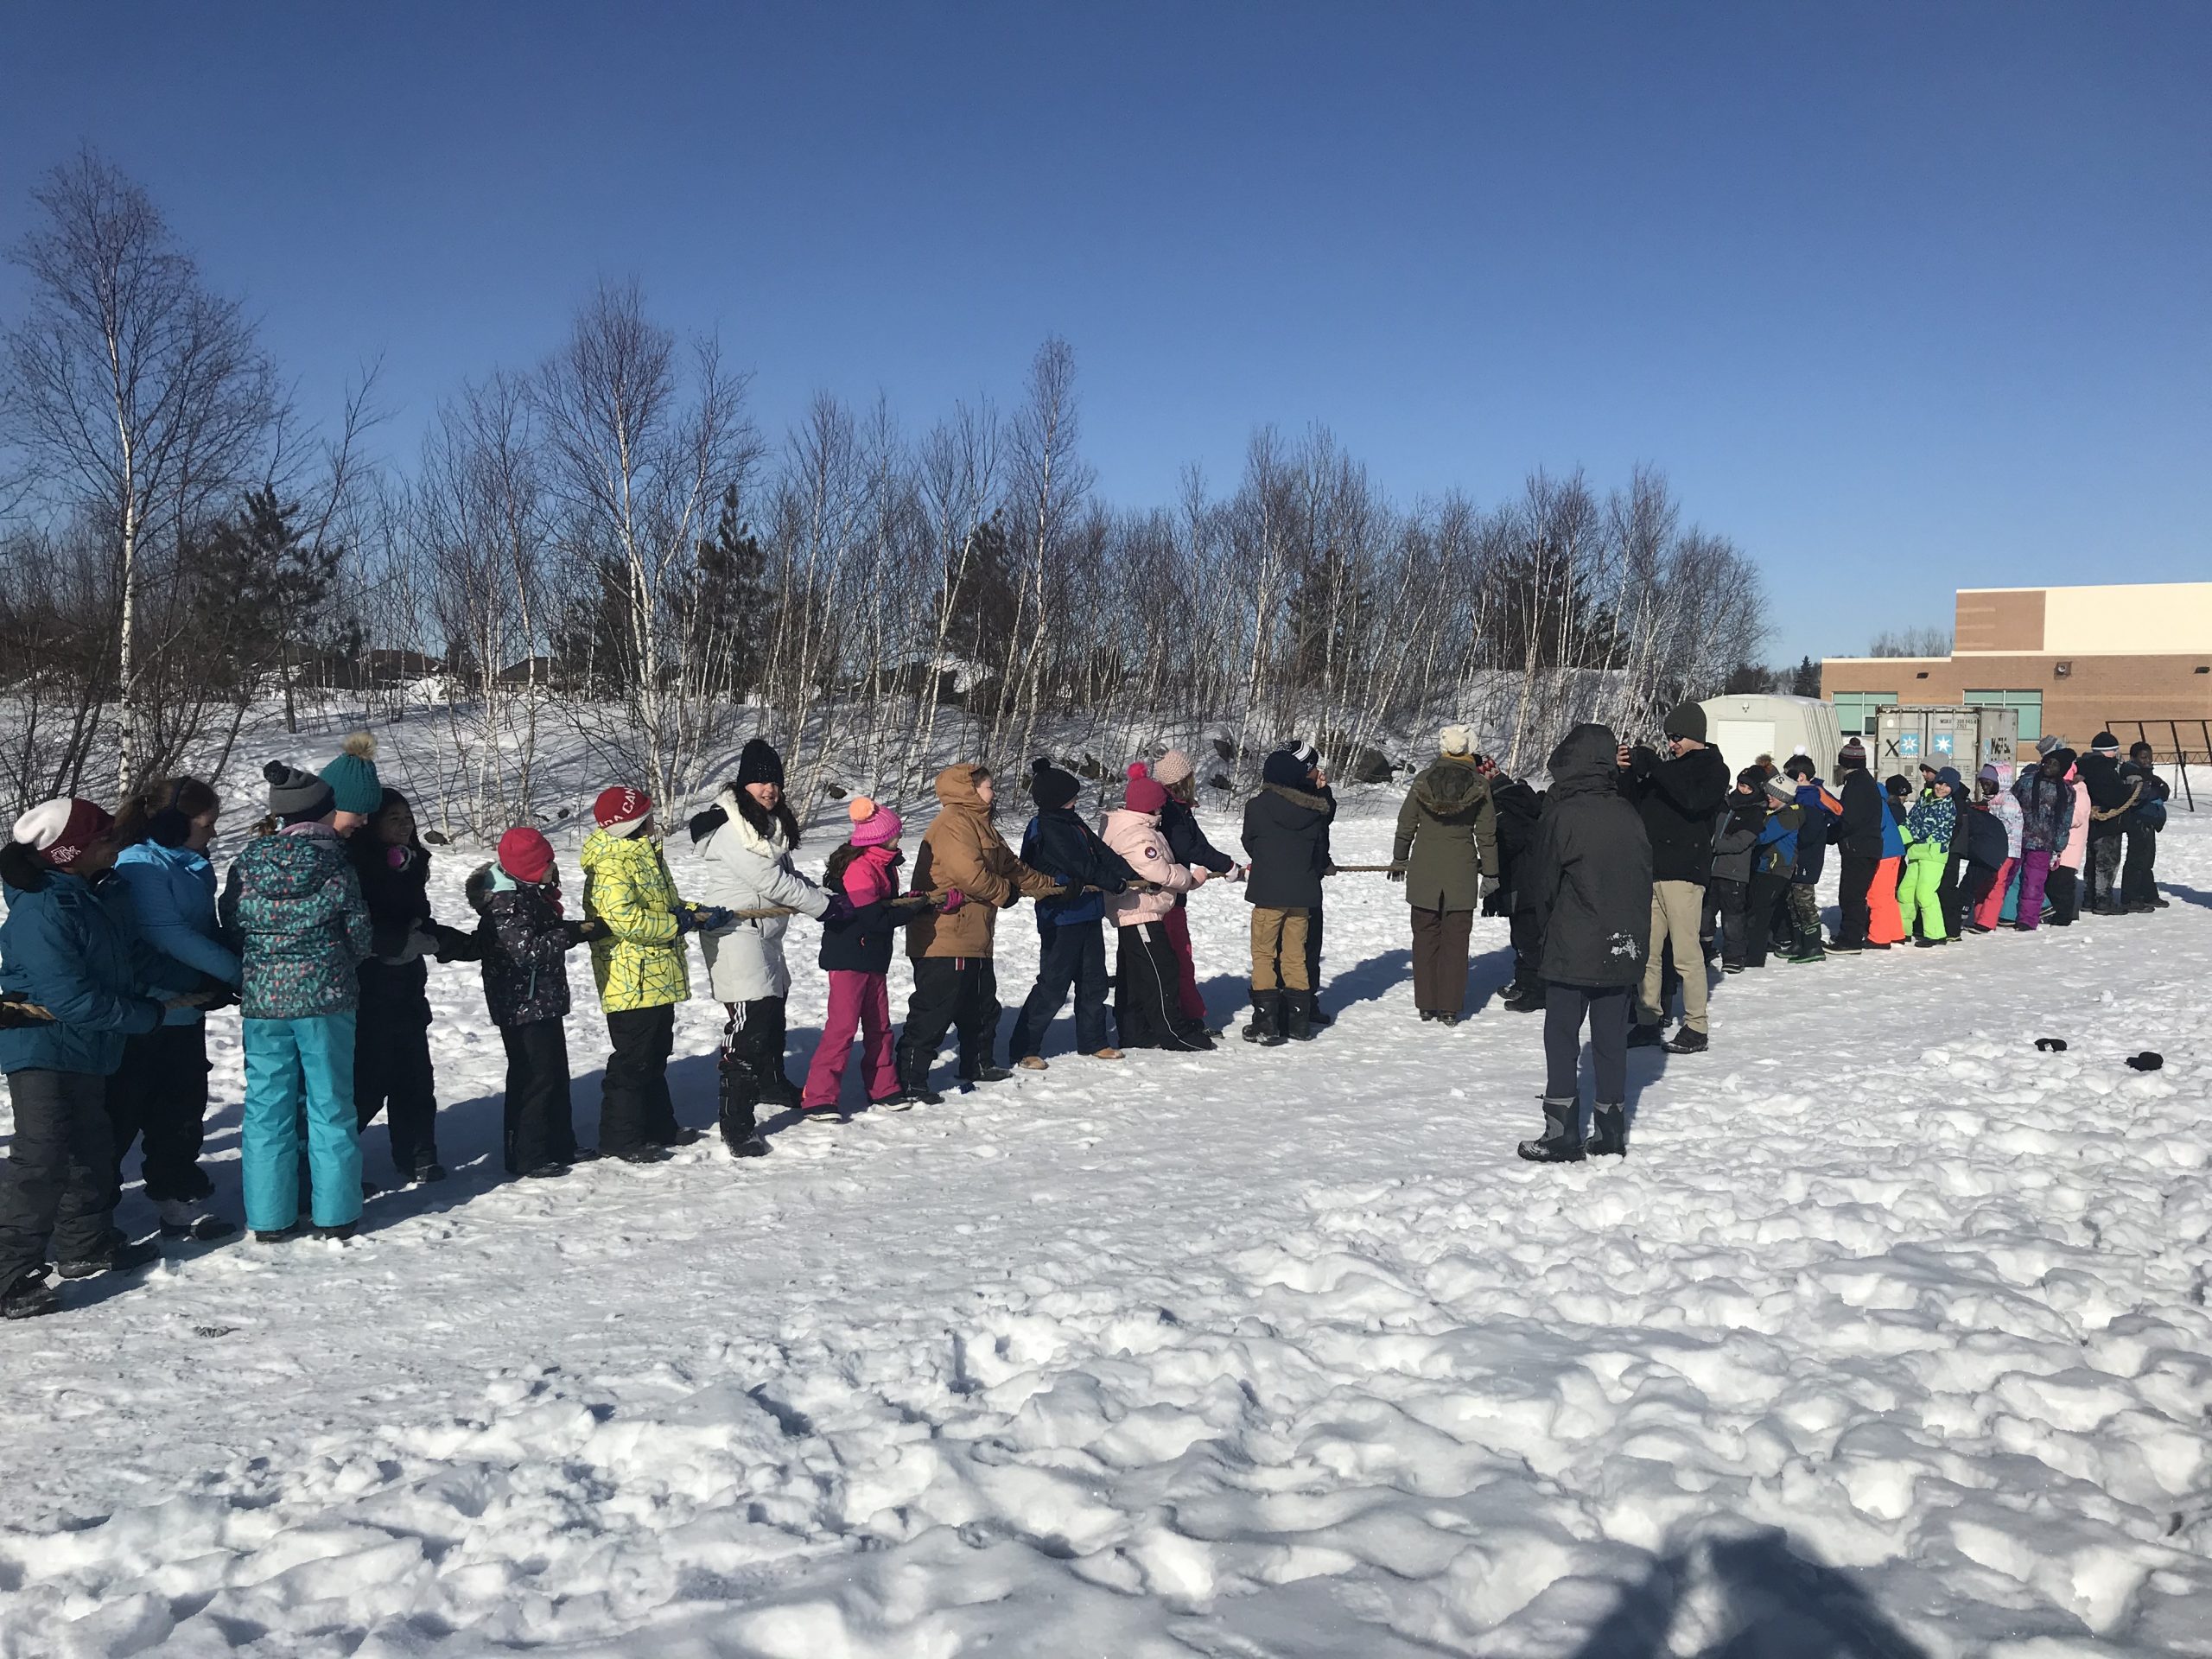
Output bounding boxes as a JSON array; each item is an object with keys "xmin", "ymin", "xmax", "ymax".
[
  {"xmin": 56, "ymin": 1231, "xmax": 159, "ymax": 1279},
  {"xmin": 1587, "ymin": 1103, "xmax": 1628, "ymax": 1157},
  {"xmin": 1503, "ymin": 980, "xmax": 1546, "ymax": 1014},
  {"xmin": 1517, "ymin": 1098, "xmax": 1586, "ymax": 1164},
  {"xmin": 892, "ymin": 1047, "xmax": 943, "ymax": 1108},
  {"xmin": 718, "ymin": 1055, "xmax": 768, "ymax": 1157},
  {"xmin": 1285, "ymin": 990, "xmax": 1318, "ymax": 1042},
  {"xmin": 1, "ymin": 1266, "xmax": 59, "ymax": 1320},
  {"xmin": 753, "ymin": 1061, "xmax": 802, "ymax": 1111},
  {"xmin": 1242, "ymin": 989, "xmax": 1287, "ymax": 1046}
]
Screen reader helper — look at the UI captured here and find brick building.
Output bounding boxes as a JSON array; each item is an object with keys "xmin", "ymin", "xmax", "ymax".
[{"xmin": 1821, "ymin": 582, "xmax": 2212, "ymax": 754}]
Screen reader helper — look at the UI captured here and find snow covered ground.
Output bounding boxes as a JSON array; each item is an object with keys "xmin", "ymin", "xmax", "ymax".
[{"xmin": 3, "ymin": 795, "xmax": 2210, "ymax": 1657}]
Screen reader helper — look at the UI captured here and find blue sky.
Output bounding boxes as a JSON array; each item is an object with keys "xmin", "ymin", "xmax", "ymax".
[{"xmin": 3, "ymin": 3, "xmax": 2206, "ymax": 666}]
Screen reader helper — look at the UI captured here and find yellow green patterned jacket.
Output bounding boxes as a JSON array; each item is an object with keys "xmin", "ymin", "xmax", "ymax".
[{"xmin": 580, "ymin": 828, "xmax": 690, "ymax": 1011}]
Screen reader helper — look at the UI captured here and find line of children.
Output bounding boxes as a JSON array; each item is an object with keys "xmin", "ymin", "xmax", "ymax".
[{"xmin": 16, "ymin": 722, "xmax": 2181, "ymax": 1315}]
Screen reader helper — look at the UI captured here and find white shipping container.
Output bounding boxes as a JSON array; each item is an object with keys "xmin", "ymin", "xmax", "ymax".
[
  {"xmin": 1697, "ymin": 695, "xmax": 1847, "ymax": 779},
  {"xmin": 1872, "ymin": 704, "xmax": 2022, "ymax": 785}
]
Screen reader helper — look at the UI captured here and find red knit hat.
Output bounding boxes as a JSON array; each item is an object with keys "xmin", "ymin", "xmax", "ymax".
[
  {"xmin": 593, "ymin": 786, "xmax": 652, "ymax": 836},
  {"xmin": 1125, "ymin": 774, "xmax": 1168, "ymax": 815},
  {"xmin": 10, "ymin": 798, "xmax": 113, "ymax": 869},
  {"xmin": 497, "ymin": 826, "xmax": 556, "ymax": 884}
]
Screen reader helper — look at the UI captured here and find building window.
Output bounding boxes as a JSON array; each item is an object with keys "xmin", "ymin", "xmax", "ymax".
[
  {"xmin": 1964, "ymin": 689, "xmax": 2044, "ymax": 742},
  {"xmin": 1832, "ymin": 691, "xmax": 1896, "ymax": 736}
]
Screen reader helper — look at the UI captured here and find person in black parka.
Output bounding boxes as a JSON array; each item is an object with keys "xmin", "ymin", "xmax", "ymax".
[
  {"xmin": 1829, "ymin": 739, "xmax": 1885, "ymax": 951},
  {"xmin": 1488, "ymin": 767, "xmax": 1546, "ymax": 1011},
  {"xmin": 1278, "ymin": 741, "xmax": 1338, "ymax": 1025},
  {"xmin": 1519, "ymin": 723, "xmax": 1654, "ymax": 1164},
  {"xmin": 2076, "ymin": 733, "xmax": 2139, "ymax": 913},
  {"xmin": 349, "ymin": 788, "xmax": 476, "ymax": 1185},
  {"xmin": 1617, "ymin": 703, "xmax": 1728, "ymax": 1052},
  {"xmin": 1240, "ymin": 749, "xmax": 1333, "ymax": 1045}
]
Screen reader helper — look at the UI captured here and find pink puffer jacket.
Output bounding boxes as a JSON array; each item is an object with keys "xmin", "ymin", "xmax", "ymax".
[
  {"xmin": 2059, "ymin": 768, "xmax": 2090, "ymax": 871},
  {"xmin": 1101, "ymin": 808, "xmax": 1198, "ymax": 925}
]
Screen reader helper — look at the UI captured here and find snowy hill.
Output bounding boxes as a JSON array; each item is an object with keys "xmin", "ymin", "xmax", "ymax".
[{"xmin": 2, "ymin": 798, "xmax": 2209, "ymax": 1655}]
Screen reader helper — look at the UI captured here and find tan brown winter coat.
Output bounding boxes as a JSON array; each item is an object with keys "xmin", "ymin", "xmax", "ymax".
[{"xmin": 906, "ymin": 765, "xmax": 1059, "ymax": 959}]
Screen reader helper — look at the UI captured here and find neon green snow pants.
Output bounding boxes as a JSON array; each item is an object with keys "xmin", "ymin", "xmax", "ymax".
[{"xmin": 1897, "ymin": 843, "xmax": 1948, "ymax": 942}]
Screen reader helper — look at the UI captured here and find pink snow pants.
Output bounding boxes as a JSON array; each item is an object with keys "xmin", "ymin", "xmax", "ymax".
[
  {"xmin": 2015, "ymin": 850, "xmax": 2052, "ymax": 931},
  {"xmin": 803, "ymin": 970, "xmax": 896, "ymax": 1109},
  {"xmin": 1974, "ymin": 857, "xmax": 2017, "ymax": 930},
  {"xmin": 1162, "ymin": 904, "xmax": 1208, "ymax": 1025}
]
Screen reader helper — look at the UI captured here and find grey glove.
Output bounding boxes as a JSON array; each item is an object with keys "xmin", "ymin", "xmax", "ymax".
[
  {"xmin": 387, "ymin": 927, "xmax": 438, "ymax": 966},
  {"xmin": 1481, "ymin": 874, "xmax": 1500, "ymax": 900}
]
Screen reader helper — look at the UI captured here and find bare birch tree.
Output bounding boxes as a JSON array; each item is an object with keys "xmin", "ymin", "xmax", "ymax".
[
  {"xmin": 534, "ymin": 279, "xmax": 760, "ymax": 810},
  {"xmin": 1, "ymin": 149, "xmax": 280, "ymax": 791}
]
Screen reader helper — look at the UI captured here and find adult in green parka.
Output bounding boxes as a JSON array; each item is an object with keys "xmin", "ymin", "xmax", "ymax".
[{"xmin": 1390, "ymin": 725, "xmax": 1498, "ymax": 1023}]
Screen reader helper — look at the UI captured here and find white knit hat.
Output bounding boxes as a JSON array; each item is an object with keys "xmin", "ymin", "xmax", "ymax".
[{"xmin": 1440, "ymin": 724, "xmax": 1474, "ymax": 756}]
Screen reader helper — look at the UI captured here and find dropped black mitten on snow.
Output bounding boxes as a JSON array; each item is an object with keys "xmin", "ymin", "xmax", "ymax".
[{"xmin": 2125, "ymin": 1052, "xmax": 2164, "ymax": 1072}]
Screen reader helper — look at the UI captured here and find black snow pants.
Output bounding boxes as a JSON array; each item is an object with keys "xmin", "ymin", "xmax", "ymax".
[
  {"xmin": 1115, "ymin": 923, "xmax": 1210, "ymax": 1051},
  {"xmin": 0, "ymin": 1069, "xmax": 118, "ymax": 1289},
  {"xmin": 2122, "ymin": 824, "xmax": 2158, "ymax": 906},
  {"xmin": 105, "ymin": 1021, "xmax": 214, "ymax": 1205},
  {"xmin": 501, "ymin": 1018, "xmax": 576, "ymax": 1174},
  {"xmin": 355, "ymin": 1007, "xmax": 439, "ymax": 1175},
  {"xmin": 600, "ymin": 1004, "xmax": 679, "ymax": 1155},
  {"xmin": 899, "ymin": 957, "xmax": 1001, "ymax": 1084},
  {"xmin": 1837, "ymin": 853, "xmax": 1878, "ymax": 950}
]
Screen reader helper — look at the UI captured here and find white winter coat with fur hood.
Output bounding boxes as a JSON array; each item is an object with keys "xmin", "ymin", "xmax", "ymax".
[
  {"xmin": 693, "ymin": 788, "xmax": 830, "ymax": 1002},
  {"xmin": 1101, "ymin": 808, "xmax": 1198, "ymax": 925}
]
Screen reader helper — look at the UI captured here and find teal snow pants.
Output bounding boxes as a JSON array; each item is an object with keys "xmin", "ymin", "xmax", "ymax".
[{"xmin": 241, "ymin": 1013, "xmax": 361, "ymax": 1233}]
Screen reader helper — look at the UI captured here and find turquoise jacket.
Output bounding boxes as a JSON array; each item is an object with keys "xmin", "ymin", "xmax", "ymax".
[{"xmin": 114, "ymin": 839, "xmax": 240, "ymax": 1027}]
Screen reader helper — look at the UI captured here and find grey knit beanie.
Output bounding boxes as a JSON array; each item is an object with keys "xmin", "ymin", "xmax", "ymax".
[{"xmin": 264, "ymin": 760, "xmax": 334, "ymax": 823}]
